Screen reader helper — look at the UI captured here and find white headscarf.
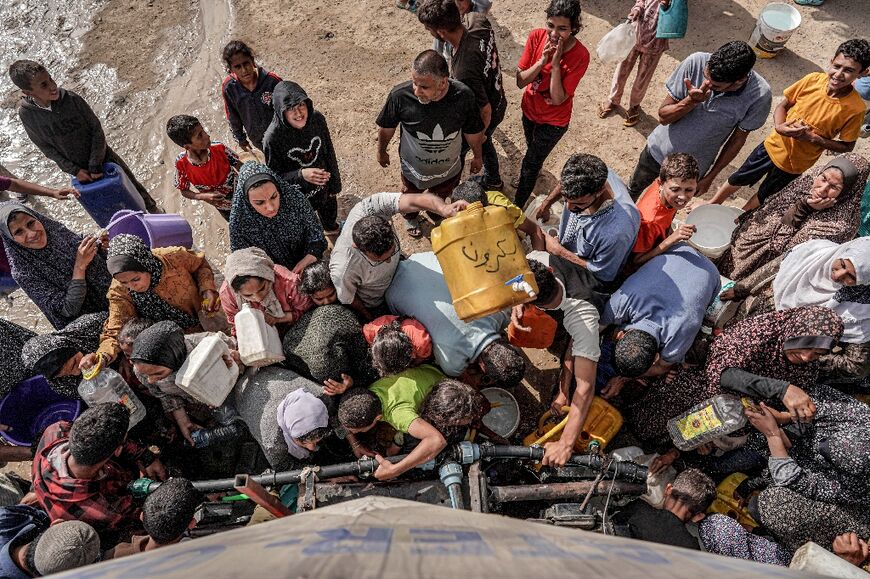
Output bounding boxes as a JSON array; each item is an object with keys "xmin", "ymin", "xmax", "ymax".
[
  {"xmin": 773, "ymin": 238, "xmax": 870, "ymax": 343},
  {"xmin": 223, "ymin": 247, "xmax": 286, "ymax": 318}
]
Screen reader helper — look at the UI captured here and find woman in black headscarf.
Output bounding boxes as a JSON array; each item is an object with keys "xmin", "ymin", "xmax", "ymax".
[
  {"xmin": 20, "ymin": 313, "xmax": 107, "ymax": 398},
  {"xmin": 229, "ymin": 162, "xmax": 327, "ymax": 274},
  {"xmin": 0, "ymin": 202, "xmax": 111, "ymax": 329},
  {"xmin": 130, "ymin": 320, "xmax": 239, "ymax": 445},
  {"xmin": 79, "ymin": 234, "xmax": 219, "ymax": 371}
]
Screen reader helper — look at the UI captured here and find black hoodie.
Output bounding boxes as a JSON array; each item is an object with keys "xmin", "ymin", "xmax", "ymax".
[
  {"xmin": 18, "ymin": 89, "xmax": 108, "ymax": 176},
  {"xmin": 262, "ymin": 81, "xmax": 342, "ymax": 197}
]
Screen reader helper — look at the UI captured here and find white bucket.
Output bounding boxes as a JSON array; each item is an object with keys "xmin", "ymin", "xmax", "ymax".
[
  {"xmin": 523, "ymin": 196, "xmax": 564, "ymax": 238},
  {"xmin": 684, "ymin": 204, "xmax": 743, "ymax": 260},
  {"xmin": 749, "ymin": 3, "xmax": 802, "ymax": 58}
]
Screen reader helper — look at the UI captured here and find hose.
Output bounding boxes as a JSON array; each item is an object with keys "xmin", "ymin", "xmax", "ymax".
[
  {"xmin": 146, "ymin": 454, "xmax": 410, "ymax": 494},
  {"xmin": 141, "ymin": 443, "xmax": 648, "ymax": 494},
  {"xmin": 476, "ymin": 445, "xmax": 648, "ymax": 482}
]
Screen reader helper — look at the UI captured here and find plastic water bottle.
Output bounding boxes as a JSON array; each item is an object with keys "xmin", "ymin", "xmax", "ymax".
[
  {"xmin": 189, "ymin": 423, "xmax": 243, "ymax": 449},
  {"xmin": 667, "ymin": 394, "xmax": 750, "ymax": 451},
  {"xmin": 78, "ymin": 366, "xmax": 146, "ymax": 430}
]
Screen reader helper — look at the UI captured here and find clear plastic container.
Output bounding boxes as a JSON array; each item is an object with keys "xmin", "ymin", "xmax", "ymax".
[
  {"xmin": 235, "ymin": 304, "xmax": 285, "ymax": 367},
  {"xmin": 176, "ymin": 335, "xmax": 240, "ymax": 407},
  {"xmin": 78, "ymin": 366, "xmax": 146, "ymax": 429},
  {"xmin": 667, "ymin": 394, "xmax": 750, "ymax": 451}
]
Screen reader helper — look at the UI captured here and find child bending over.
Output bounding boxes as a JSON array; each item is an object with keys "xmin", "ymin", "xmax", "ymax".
[{"xmin": 105, "ymin": 477, "xmax": 201, "ymax": 559}]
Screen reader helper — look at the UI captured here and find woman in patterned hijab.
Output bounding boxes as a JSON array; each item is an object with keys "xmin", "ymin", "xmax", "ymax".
[
  {"xmin": 618, "ymin": 306, "xmax": 843, "ymax": 444},
  {"xmin": 229, "ymin": 162, "xmax": 327, "ymax": 273},
  {"xmin": 79, "ymin": 233, "xmax": 218, "ymax": 370},
  {"xmin": 719, "ymin": 153, "xmax": 868, "ymax": 284},
  {"xmin": 20, "ymin": 313, "xmax": 107, "ymax": 398},
  {"xmin": 746, "ymin": 384, "xmax": 870, "ymax": 553},
  {"xmin": 0, "ymin": 202, "xmax": 111, "ymax": 330}
]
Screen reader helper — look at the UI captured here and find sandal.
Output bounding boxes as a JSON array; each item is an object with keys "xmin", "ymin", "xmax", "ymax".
[
  {"xmin": 623, "ymin": 106, "xmax": 641, "ymax": 127},
  {"xmin": 598, "ymin": 102, "xmax": 616, "ymax": 119}
]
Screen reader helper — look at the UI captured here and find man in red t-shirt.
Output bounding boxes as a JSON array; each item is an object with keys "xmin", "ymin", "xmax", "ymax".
[{"xmin": 514, "ymin": 0, "xmax": 589, "ymax": 209}]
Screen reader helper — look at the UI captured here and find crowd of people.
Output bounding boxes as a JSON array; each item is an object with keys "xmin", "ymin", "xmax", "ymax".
[{"xmin": 0, "ymin": 0, "xmax": 867, "ymax": 574}]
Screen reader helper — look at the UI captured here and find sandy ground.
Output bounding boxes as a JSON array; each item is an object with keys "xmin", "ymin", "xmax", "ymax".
[{"xmin": 0, "ymin": 0, "xmax": 869, "ymax": 448}]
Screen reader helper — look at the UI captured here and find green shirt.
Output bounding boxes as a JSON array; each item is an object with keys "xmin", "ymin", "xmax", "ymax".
[{"xmin": 368, "ymin": 364, "xmax": 444, "ymax": 432}]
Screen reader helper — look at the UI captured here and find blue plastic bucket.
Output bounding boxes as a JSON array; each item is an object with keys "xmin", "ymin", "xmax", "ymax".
[
  {"xmin": 0, "ymin": 375, "xmax": 82, "ymax": 446},
  {"xmin": 72, "ymin": 162, "xmax": 147, "ymax": 227}
]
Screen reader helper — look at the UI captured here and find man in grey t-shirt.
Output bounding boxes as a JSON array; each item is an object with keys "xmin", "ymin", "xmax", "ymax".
[
  {"xmin": 627, "ymin": 41, "xmax": 772, "ymax": 200},
  {"xmin": 329, "ymin": 192, "xmax": 466, "ymax": 320}
]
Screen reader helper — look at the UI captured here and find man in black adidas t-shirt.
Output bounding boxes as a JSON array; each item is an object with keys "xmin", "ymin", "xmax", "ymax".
[{"xmin": 376, "ymin": 50, "xmax": 484, "ymax": 232}]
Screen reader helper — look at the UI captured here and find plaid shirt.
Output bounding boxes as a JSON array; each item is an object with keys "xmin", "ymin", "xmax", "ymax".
[{"xmin": 31, "ymin": 421, "xmax": 149, "ymax": 543}]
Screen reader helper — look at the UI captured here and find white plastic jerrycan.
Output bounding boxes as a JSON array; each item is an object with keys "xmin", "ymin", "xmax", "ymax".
[
  {"xmin": 236, "ymin": 303, "xmax": 286, "ymax": 367},
  {"xmin": 176, "ymin": 334, "xmax": 240, "ymax": 407}
]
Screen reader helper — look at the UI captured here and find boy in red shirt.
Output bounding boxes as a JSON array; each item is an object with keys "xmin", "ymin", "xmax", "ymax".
[
  {"xmin": 514, "ymin": 0, "xmax": 589, "ymax": 208},
  {"xmin": 630, "ymin": 153, "xmax": 699, "ymax": 267},
  {"xmin": 167, "ymin": 115, "xmax": 242, "ymax": 221}
]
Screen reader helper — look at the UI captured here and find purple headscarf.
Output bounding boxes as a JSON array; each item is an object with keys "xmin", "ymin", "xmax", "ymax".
[{"xmin": 276, "ymin": 389, "xmax": 328, "ymax": 459}]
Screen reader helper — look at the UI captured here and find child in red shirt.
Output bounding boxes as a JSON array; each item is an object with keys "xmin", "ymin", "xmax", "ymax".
[
  {"xmin": 167, "ymin": 114, "xmax": 242, "ymax": 221},
  {"xmin": 514, "ymin": 0, "xmax": 589, "ymax": 208},
  {"xmin": 363, "ymin": 315, "xmax": 433, "ymax": 377},
  {"xmin": 631, "ymin": 153, "xmax": 700, "ymax": 267}
]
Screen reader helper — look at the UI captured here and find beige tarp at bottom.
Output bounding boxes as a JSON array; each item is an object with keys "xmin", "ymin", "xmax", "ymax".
[{"xmin": 56, "ymin": 496, "xmax": 824, "ymax": 578}]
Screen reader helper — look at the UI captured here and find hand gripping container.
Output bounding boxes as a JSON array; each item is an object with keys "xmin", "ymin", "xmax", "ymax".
[
  {"xmin": 431, "ymin": 202, "xmax": 538, "ymax": 322},
  {"xmin": 78, "ymin": 365, "xmax": 146, "ymax": 429},
  {"xmin": 523, "ymin": 397, "xmax": 623, "ymax": 452},
  {"xmin": 667, "ymin": 394, "xmax": 750, "ymax": 451},
  {"xmin": 236, "ymin": 304, "xmax": 286, "ymax": 367},
  {"xmin": 72, "ymin": 162, "xmax": 147, "ymax": 227},
  {"xmin": 176, "ymin": 335, "xmax": 240, "ymax": 406}
]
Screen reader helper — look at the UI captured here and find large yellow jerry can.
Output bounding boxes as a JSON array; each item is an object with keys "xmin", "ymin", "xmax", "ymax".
[
  {"xmin": 523, "ymin": 397, "xmax": 624, "ymax": 452},
  {"xmin": 431, "ymin": 202, "xmax": 538, "ymax": 322},
  {"xmin": 707, "ymin": 472, "xmax": 758, "ymax": 529}
]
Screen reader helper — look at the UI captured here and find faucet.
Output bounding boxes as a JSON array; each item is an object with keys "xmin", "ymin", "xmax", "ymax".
[{"xmin": 504, "ymin": 274, "xmax": 536, "ymax": 298}]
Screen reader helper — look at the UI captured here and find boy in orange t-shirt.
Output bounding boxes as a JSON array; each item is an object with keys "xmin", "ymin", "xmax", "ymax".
[
  {"xmin": 630, "ymin": 153, "xmax": 699, "ymax": 267},
  {"xmin": 708, "ymin": 39, "xmax": 868, "ymax": 210}
]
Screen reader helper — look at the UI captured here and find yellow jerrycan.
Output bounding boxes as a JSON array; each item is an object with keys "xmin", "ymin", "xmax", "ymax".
[
  {"xmin": 431, "ymin": 202, "xmax": 538, "ymax": 322},
  {"xmin": 522, "ymin": 397, "xmax": 624, "ymax": 452},
  {"xmin": 706, "ymin": 472, "xmax": 758, "ymax": 529}
]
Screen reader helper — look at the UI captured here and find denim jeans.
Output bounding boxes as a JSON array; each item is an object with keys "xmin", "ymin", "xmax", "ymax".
[{"xmin": 514, "ymin": 114, "xmax": 569, "ymax": 209}]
